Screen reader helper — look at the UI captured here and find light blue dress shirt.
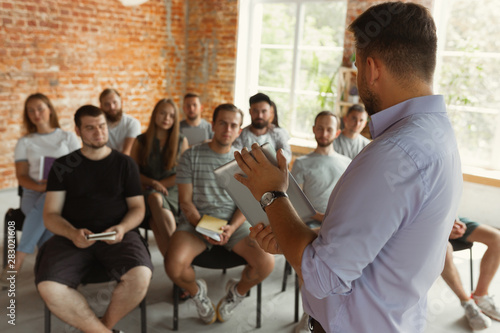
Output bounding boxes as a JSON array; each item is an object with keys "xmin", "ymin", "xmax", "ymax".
[{"xmin": 301, "ymin": 95, "xmax": 462, "ymax": 332}]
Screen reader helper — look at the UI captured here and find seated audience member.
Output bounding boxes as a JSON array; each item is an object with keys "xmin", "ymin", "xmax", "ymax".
[
  {"xmin": 442, "ymin": 217, "xmax": 500, "ymax": 330},
  {"xmin": 165, "ymin": 104, "xmax": 275, "ymax": 324},
  {"xmin": 36, "ymin": 105, "xmax": 152, "ymax": 333},
  {"xmin": 291, "ymin": 111, "xmax": 351, "ymax": 333},
  {"xmin": 99, "ymin": 88, "xmax": 141, "ymax": 155},
  {"xmin": 130, "ymin": 98, "xmax": 188, "ymax": 266},
  {"xmin": 180, "ymin": 92, "xmax": 213, "ymax": 146},
  {"xmin": 233, "ymin": 92, "xmax": 292, "ymax": 162},
  {"xmin": 270, "ymin": 100, "xmax": 280, "ymax": 127},
  {"xmin": 333, "ymin": 104, "xmax": 370, "ymax": 159},
  {"xmin": 0, "ymin": 93, "xmax": 80, "ymax": 287}
]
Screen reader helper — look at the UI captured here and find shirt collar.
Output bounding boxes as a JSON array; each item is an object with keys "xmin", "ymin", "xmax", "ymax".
[{"xmin": 369, "ymin": 95, "xmax": 446, "ymax": 139}]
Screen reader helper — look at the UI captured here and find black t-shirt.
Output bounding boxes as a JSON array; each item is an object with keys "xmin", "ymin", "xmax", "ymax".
[{"xmin": 47, "ymin": 149, "xmax": 142, "ymax": 232}]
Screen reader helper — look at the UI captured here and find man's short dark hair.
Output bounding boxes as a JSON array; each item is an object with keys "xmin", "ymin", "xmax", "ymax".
[
  {"xmin": 184, "ymin": 92, "xmax": 200, "ymax": 101},
  {"xmin": 99, "ymin": 88, "xmax": 121, "ymax": 103},
  {"xmin": 346, "ymin": 104, "xmax": 366, "ymax": 117},
  {"xmin": 212, "ymin": 103, "xmax": 244, "ymax": 126},
  {"xmin": 315, "ymin": 111, "xmax": 340, "ymax": 131},
  {"xmin": 74, "ymin": 105, "xmax": 104, "ymax": 128},
  {"xmin": 249, "ymin": 92, "xmax": 272, "ymax": 106},
  {"xmin": 348, "ymin": 2, "xmax": 437, "ymax": 83}
]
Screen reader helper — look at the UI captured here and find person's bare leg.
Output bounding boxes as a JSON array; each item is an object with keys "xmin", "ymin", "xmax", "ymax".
[
  {"xmin": 100, "ymin": 265, "xmax": 152, "ymax": 329},
  {"xmin": 38, "ymin": 281, "xmax": 111, "ymax": 333},
  {"xmin": 148, "ymin": 192, "xmax": 176, "ymax": 257},
  {"xmin": 466, "ymin": 225, "xmax": 500, "ymax": 296},
  {"xmin": 441, "ymin": 242, "xmax": 470, "ymax": 301},
  {"xmin": 232, "ymin": 236, "xmax": 275, "ymax": 294},
  {"xmin": 164, "ymin": 231, "xmax": 206, "ymax": 296}
]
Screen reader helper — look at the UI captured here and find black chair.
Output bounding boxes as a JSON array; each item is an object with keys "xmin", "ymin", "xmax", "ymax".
[
  {"xmin": 2, "ymin": 187, "xmax": 25, "ymax": 269},
  {"xmin": 172, "ymin": 245, "xmax": 262, "ymax": 330},
  {"xmin": 281, "ymin": 261, "xmax": 300, "ymax": 322},
  {"xmin": 450, "ymin": 240, "xmax": 474, "ymax": 291},
  {"xmin": 44, "ymin": 257, "xmax": 148, "ymax": 333}
]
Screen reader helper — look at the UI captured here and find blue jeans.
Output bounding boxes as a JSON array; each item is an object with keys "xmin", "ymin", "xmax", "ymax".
[{"xmin": 17, "ymin": 188, "xmax": 53, "ymax": 254}]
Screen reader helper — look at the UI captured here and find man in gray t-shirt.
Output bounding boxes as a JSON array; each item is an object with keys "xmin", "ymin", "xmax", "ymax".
[
  {"xmin": 292, "ymin": 111, "xmax": 351, "ymax": 227},
  {"xmin": 166, "ymin": 104, "xmax": 274, "ymax": 325},
  {"xmin": 180, "ymin": 92, "xmax": 214, "ymax": 146},
  {"xmin": 333, "ymin": 104, "xmax": 371, "ymax": 159}
]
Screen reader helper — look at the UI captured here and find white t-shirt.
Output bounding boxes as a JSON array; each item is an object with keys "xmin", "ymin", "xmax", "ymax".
[
  {"xmin": 107, "ymin": 114, "xmax": 141, "ymax": 151},
  {"xmin": 14, "ymin": 128, "xmax": 81, "ymax": 181}
]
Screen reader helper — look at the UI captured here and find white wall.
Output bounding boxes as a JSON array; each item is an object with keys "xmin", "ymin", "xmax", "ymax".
[{"xmin": 459, "ymin": 181, "xmax": 500, "ymax": 228}]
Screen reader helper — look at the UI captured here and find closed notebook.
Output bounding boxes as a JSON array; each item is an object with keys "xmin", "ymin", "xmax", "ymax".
[
  {"xmin": 39, "ymin": 156, "xmax": 56, "ymax": 180},
  {"xmin": 195, "ymin": 215, "xmax": 228, "ymax": 241}
]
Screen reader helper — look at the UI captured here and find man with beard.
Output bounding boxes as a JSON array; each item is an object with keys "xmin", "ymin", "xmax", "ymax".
[
  {"xmin": 233, "ymin": 92, "xmax": 291, "ymax": 162},
  {"xmin": 180, "ymin": 93, "xmax": 213, "ymax": 146},
  {"xmin": 36, "ymin": 105, "xmax": 153, "ymax": 333},
  {"xmin": 99, "ymin": 88, "xmax": 141, "ymax": 155},
  {"xmin": 291, "ymin": 111, "xmax": 351, "ymax": 229},
  {"xmin": 333, "ymin": 104, "xmax": 370, "ymax": 159},
  {"xmin": 234, "ymin": 2, "xmax": 462, "ymax": 332}
]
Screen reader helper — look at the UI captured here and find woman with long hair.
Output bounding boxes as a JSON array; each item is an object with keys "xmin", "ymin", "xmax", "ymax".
[
  {"xmin": 131, "ymin": 98, "xmax": 188, "ymax": 260},
  {"xmin": 0, "ymin": 93, "xmax": 80, "ymax": 286}
]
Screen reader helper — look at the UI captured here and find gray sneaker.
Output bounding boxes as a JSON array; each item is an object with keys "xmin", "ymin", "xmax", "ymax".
[
  {"xmin": 192, "ymin": 279, "xmax": 216, "ymax": 324},
  {"xmin": 462, "ymin": 299, "xmax": 491, "ymax": 330},
  {"xmin": 216, "ymin": 279, "xmax": 246, "ymax": 322},
  {"xmin": 473, "ymin": 294, "xmax": 500, "ymax": 321}
]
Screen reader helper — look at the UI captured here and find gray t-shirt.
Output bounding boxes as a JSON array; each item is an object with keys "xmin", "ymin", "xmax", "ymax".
[
  {"xmin": 107, "ymin": 114, "xmax": 141, "ymax": 152},
  {"xmin": 291, "ymin": 152, "xmax": 351, "ymax": 213},
  {"xmin": 333, "ymin": 133, "xmax": 371, "ymax": 159},
  {"xmin": 180, "ymin": 118, "xmax": 214, "ymax": 146},
  {"xmin": 233, "ymin": 125, "xmax": 292, "ymax": 162},
  {"xmin": 176, "ymin": 143, "xmax": 237, "ymax": 222}
]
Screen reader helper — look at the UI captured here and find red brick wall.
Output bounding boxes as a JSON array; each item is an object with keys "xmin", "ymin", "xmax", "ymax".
[
  {"xmin": 0, "ymin": 0, "xmax": 185, "ymax": 189},
  {"xmin": 184, "ymin": 0, "xmax": 239, "ymax": 119}
]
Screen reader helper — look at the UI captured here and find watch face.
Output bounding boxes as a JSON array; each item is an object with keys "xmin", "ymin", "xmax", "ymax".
[{"xmin": 261, "ymin": 192, "xmax": 274, "ymax": 206}]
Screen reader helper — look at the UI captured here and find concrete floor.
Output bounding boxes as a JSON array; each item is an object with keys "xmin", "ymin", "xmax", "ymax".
[{"xmin": 0, "ymin": 187, "xmax": 499, "ymax": 332}]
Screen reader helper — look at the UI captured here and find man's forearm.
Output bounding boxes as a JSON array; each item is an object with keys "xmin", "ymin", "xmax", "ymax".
[
  {"xmin": 180, "ymin": 201, "xmax": 202, "ymax": 227},
  {"xmin": 228, "ymin": 209, "xmax": 246, "ymax": 229},
  {"xmin": 118, "ymin": 206, "xmax": 145, "ymax": 232},
  {"xmin": 265, "ymin": 197, "xmax": 317, "ymax": 280},
  {"xmin": 44, "ymin": 212, "xmax": 78, "ymax": 240}
]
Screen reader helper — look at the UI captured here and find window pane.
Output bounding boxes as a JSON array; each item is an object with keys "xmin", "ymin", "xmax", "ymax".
[
  {"xmin": 260, "ymin": 90, "xmax": 291, "ymax": 129},
  {"xmin": 302, "ymin": 1, "xmax": 348, "ymax": 47},
  {"xmin": 258, "ymin": 48, "xmax": 293, "ymax": 89},
  {"xmin": 445, "ymin": 0, "xmax": 500, "ymax": 53},
  {"xmin": 292, "ymin": 94, "xmax": 322, "ymax": 138},
  {"xmin": 449, "ymin": 109, "xmax": 498, "ymax": 167},
  {"xmin": 298, "ymin": 49, "xmax": 343, "ymax": 92},
  {"xmin": 261, "ymin": 3, "xmax": 296, "ymax": 46}
]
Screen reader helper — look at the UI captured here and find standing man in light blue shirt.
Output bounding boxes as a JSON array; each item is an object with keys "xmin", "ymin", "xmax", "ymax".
[{"xmin": 234, "ymin": 3, "xmax": 463, "ymax": 332}]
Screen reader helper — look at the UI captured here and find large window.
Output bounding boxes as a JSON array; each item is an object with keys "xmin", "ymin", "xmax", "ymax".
[
  {"xmin": 236, "ymin": 0, "xmax": 348, "ymax": 142},
  {"xmin": 434, "ymin": 0, "xmax": 500, "ymax": 173}
]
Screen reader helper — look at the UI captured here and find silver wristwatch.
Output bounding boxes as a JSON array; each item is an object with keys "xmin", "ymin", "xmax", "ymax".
[{"xmin": 260, "ymin": 191, "xmax": 288, "ymax": 211}]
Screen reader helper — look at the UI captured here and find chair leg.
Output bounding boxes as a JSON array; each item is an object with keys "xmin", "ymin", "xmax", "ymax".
[
  {"xmin": 282, "ymin": 261, "xmax": 291, "ymax": 292},
  {"xmin": 173, "ymin": 284, "xmax": 179, "ymax": 331},
  {"xmin": 140, "ymin": 298, "xmax": 147, "ymax": 333},
  {"xmin": 294, "ymin": 272, "xmax": 300, "ymax": 322},
  {"xmin": 256, "ymin": 283, "xmax": 262, "ymax": 328},
  {"xmin": 44, "ymin": 304, "xmax": 51, "ymax": 333},
  {"xmin": 469, "ymin": 247, "xmax": 474, "ymax": 292}
]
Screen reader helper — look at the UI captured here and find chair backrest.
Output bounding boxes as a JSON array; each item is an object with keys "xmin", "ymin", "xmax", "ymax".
[{"xmin": 192, "ymin": 246, "xmax": 247, "ymax": 269}]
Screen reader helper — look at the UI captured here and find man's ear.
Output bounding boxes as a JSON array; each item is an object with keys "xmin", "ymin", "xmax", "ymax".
[
  {"xmin": 75, "ymin": 125, "xmax": 81, "ymax": 137},
  {"xmin": 366, "ymin": 56, "xmax": 380, "ymax": 85},
  {"xmin": 334, "ymin": 129, "xmax": 341, "ymax": 139}
]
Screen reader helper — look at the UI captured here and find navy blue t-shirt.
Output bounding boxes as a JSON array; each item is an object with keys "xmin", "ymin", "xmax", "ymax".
[{"xmin": 47, "ymin": 149, "xmax": 142, "ymax": 232}]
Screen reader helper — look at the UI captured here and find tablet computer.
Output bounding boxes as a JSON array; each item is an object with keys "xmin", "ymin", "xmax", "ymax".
[{"xmin": 214, "ymin": 143, "xmax": 315, "ymax": 226}]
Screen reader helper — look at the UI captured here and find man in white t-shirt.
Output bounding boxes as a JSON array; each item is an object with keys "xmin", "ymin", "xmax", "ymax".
[
  {"xmin": 233, "ymin": 92, "xmax": 291, "ymax": 162},
  {"xmin": 99, "ymin": 88, "xmax": 141, "ymax": 155},
  {"xmin": 180, "ymin": 92, "xmax": 213, "ymax": 146},
  {"xmin": 333, "ymin": 104, "xmax": 370, "ymax": 159}
]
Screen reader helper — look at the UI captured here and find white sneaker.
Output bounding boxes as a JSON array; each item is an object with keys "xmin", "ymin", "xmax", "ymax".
[
  {"xmin": 473, "ymin": 294, "xmax": 500, "ymax": 321},
  {"xmin": 462, "ymin": 299, "xmax": 491, "ymax": 330},
  {"xmin": 216, "ymin": 279, "xmax": 246, "ymax": 322},
  {"xmin": 192, "ymin": 279, "xmax": 216, "ymax": 324},
  {"xmin": 294, "ymin": 312, "xmax": 311, "ymax": 333}
]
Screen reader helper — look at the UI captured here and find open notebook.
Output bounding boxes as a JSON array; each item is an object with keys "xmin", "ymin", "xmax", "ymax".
[{"xmin": 214, "ymin": 143, "xmax": 315, "ymax": 226}]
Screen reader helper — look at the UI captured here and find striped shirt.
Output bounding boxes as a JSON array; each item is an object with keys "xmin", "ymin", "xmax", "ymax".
[{"xmin": 176, "ymin": 143, "xmax": 237, "ymax": 222}]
